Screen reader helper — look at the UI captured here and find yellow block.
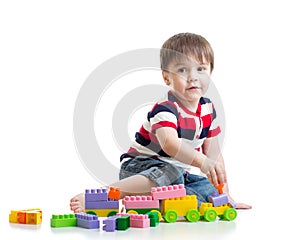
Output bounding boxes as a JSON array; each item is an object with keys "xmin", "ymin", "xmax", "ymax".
[
  {"xmin": 9, "ymin": 208, "xmax": 42, "ymax": 224},
  {"xmin": 162, "ymin": 195, "xmax": 198, "ymax": 216}
]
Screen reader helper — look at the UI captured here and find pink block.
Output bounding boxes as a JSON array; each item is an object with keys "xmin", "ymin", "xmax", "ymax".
[
  {"xmin": 130, "ymin": 214, "xmax": 150, "ymax": 228},
  {"xmin": 151, "ymin": 184, "xmax": 186, "ymax": 200},
  {"xmin": 124, "ymin": 196, "xmax": 159, "ymax": 209}
]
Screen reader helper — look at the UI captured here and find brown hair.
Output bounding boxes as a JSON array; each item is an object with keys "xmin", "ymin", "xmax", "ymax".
[{"xmin": 160, "ymin": 33, "xmax": 214, "ymax": 73}]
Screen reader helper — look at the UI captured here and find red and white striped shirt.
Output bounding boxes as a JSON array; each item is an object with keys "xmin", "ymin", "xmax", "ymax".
[{"xmin": 120, "ymin": 91, "xmax": 221, "ymax": 171}]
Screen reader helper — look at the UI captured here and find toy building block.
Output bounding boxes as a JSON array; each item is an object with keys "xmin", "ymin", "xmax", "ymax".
[
  {"xmin": 162, "ymin": 195, "xmax": 199, "ymax": 223},
  {"xmin": 85, "ymin": 188, "xmax": 108, "ymax": 202},
  {"xmin": 103, "ymin": 216, "xmax": 118, "ymax": 232},
  {"xmin": 116, "ymin": 216, "xmax": 130, "ymax": 231},
  {"xmin": 9, "ymin": 208, "xmax": 42, "ymax": 225},
  {"xmin": 151, "ymin": 184, "xmax": 186, "ymax": 200},
  {"xmin": 124, "ymin": 195, "xmax": 159, "ymax": 209},
  {"xmin": 75, "ymin": 213, "xmax": 100, "ymax": 229},
  {"xmin": 214, "ymin": 184, "xmax": 224, "ymax": 194},
  {"xmin": 199, "ymin": 202, "xmax": 237, "ymax": 222},
  {"xmin": 208, "ymin": 193, "xmax": 229, "ymax": 207},
  {"xmin": 130, "ymin": 214, "xmax": 150, "ymax": 228},
  {"xmin": 9, "ymin": 210, "xmax": 20, "ymax": 223},
  {"xmin": 50, "ymin": 214, "xmax": 77, "ymax": 228},
  {"xmin": 108, "ymin": 187, "xmax": 121, "ymax": 200},
  {"xmin": 146, "ymin": 211, "xmax": 159, "ymax": 227},
  {"xmin": 85, "ymin": 200, "xmax": 120, "ymax": 209},
  {"xmin": 228, "ymin": 199, "xmax": 237, "ymax": 209}
]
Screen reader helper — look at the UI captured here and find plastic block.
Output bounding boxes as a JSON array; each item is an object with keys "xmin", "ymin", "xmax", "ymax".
[
  {"xmin": 208, "ymin": 193, "xmax": 229, "ymax": 207},
  {"xmin": 17, "ymin": 212, "xmax": 27, "ymax": 224},
  {"xmin": 24, "ymin": 211, "xmax": 42, "ymax": 224},
  {"xmin": 9, "ymin": 209, "xmax": 42, "ymax": 224},
  {"xmin": 214, "ymin": 184, "xmax": 224, "ymax": 194},
  {"xmin": 75, "ymin": 213, "xmax": 100, "ymax": 229},
  {"xmin": 130, "ymin": 214, "xmax": 150, "ymax": 228},
  {"xmin": 151, "ymin": 184, "xmax": 186, "ymax": 200},
  {"xmin": 124, "ymin": 195, "xmax": 159, "ymax": 209},
  {"xmin": 108, "ymin": 187, "xmax": 121, "ymax": 200},
  {"xmin": 103, "ymin": 216, "xmax": 118, "ymax": 232},
  {"xmin": 147, "ymin": 212, "xmax": 159, "ymax": 227},
  {"xmin": 116, "ymin": 216, "xmax": 130, "ymax": 231},
  {"xmin": 162, "ymin": 195, "xmax": 198, "ymax": 217},
  {"xmin": 85, "ymin": 188, "xmax": 108, "ymax": 202},
  {"xmin": 51, "ymin": 214, "xmax": 77, "ymax": 227},
  {"xmin": 228, "ymin": 199, "xmax": 237, "ymax": 209},
  {"xmin": 85, "ymin": 200, "xmax": 119, "ymax": 209}
]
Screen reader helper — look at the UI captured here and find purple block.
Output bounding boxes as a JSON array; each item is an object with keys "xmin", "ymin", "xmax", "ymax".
[
  {"xmin": 228, "ymin": 199, "xmax": 237, "ymax": 209},
  {"xmin": 208, "ymin": 193, "xmax": 229, "ymax": 207},
  {"xmin": 85, "ymin": 200, "xmax": 120, "ymax": 209},
  {"xmin": 75, "ymin": 213, "xmax": 100, "ymax": 229},
  {"xmin": 103, "ymin": 216, "xmax": 119, "ymax": 232},
  {"xmin": 85, "ymin": 189, "xmax": 108, "ymax": 202}
]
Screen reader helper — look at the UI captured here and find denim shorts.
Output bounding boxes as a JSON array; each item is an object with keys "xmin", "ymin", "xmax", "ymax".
[{"xmin": 119, "ymin": 156, "xmax": 218, "ymax": 207}]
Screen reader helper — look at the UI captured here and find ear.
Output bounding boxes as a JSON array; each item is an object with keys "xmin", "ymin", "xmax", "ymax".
[{"xmin": 162, "ymin": 71, "xmax": 170, "ymax": 85}]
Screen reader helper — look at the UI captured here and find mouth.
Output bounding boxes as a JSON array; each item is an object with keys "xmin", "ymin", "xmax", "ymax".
[{"xmin": 187, "ymin": 86, "xmax": 200, "ymax": 90}]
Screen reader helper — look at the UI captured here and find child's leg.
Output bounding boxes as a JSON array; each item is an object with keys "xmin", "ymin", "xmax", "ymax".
[
  {"xmin": 111, "ymin": 174, "xmax": 158, "ymax": 198},
  {"xmin": 70, "ymin": 174, "xmax": 157, "ymax": 213},
  {"xmin": 184, "ymin": 173, "xmax": 218, "ymax": 207}
]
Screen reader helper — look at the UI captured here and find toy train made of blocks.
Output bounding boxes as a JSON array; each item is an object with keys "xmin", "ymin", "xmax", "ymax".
[{"xmin": 84, "ymin": 184, "xmax": 237, "ymax": 223}]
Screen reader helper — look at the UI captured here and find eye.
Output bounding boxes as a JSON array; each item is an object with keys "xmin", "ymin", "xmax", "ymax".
[
  {"xmin": 197, "ymin": 67, "xmax": 205, "ymax": 72},
  {"xmin": 177, "ymin": 67, "xmax": 187, "ymax": 73}
]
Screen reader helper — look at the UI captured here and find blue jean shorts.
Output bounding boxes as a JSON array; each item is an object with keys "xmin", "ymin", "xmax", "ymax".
[{"xmin": 119, "ymin": 156, "xmax": 218, "ymax": 207}]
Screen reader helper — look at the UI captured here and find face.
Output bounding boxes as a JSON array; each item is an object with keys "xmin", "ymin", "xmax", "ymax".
[{"xmin": 163, "ymin": 56, "xmax": 211, "ymax": 108}]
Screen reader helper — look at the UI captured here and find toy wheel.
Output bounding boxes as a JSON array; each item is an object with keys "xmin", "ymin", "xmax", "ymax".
[
  {"xmin": 85, "ymin": 210, "xmax": 97, "ymax": 216},
  {"xmin": 223, "ymin": 208, "xmax": 237, "ymax": 221},
  {"xmin": 185, "ymin": 209, "xmax": 200, "ymax": 222},
  {"xmin": 204, "ymin": 209, "xmax": 217, "ymax": 222},
  {"xmin": 163, "ymin": 210, "xmax": 178, "ymax": 223},
  {"xmin": 107, "ymin": 210, "xmax": 118, "ymax": 217},
  {"xmin": 150, "ymin": 210, "xmax": 162, "ymax": 221},
  {"xmin": 127, "ymin": 210, "xmax": 138, "ymax": 214}
]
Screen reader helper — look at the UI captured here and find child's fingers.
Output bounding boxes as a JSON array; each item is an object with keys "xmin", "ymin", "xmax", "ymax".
[{"xmin": 207, "ymin": 169, "xmax": 218, "ymax": 186}]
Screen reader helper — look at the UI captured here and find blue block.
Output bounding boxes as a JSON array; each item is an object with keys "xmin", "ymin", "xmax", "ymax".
[
  {"xmin": 85, "ymin": 189, "xmax": 108, "ymax": 202},
  {"xmin": 103, "ymin": 216, "xmax": 119, "ymax": 232},
  {"xmin": 85, "ymin": 200, "xmax": 119, "ymax": 209},
  {"xmin": 75, "ymin": 213, "xmax": 100, "ymax": 229},
  {"xmin": 208, "ymin": 193, "xmax": 229, "ymax": 207}
]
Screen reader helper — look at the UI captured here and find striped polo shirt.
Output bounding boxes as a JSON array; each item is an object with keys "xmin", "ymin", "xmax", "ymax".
[{"xmin": 120, "ymin": 91, "xmax": 221, "ymax": 172}]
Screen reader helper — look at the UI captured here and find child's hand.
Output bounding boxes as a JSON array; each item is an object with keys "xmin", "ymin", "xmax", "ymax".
[{"xmin": 201, "ymin": 157, "xmax": 227, "ymax": 186}]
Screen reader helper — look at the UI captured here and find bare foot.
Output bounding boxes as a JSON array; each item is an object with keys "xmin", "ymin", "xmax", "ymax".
[
  {"xmin": 70, "ymin": 193, "xmax": 85, "ymax": 213},
  {"xmin": 227, "ymin": 193, "xmax": 252, "ymax": 210},
  {"xmin": 235, "ymin": 202, "xmax": 252, "ymax": 209}
]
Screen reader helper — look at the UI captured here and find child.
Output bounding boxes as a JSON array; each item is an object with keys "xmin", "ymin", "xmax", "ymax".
[{"xmin": 70, "ymin": 33, "xmax": 251, "ymax": 212}]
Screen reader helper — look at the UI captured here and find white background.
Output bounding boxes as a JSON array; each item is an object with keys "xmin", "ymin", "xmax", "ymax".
[{"xmin": 1, "ymin": 0, "xmax": 299, "ymax": 239}]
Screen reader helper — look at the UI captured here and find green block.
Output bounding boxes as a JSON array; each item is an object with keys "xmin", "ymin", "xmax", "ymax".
[
  {"xmin": 147, "ymin": 212, "xmax": 159, "ymax": 227},
  {"xmin": 51, "ymin": 214, "xmax": 77, "ymax": 227},
  {"xmin": 116, "ymin": 216, "xmax": 130, "ymax": 231}
]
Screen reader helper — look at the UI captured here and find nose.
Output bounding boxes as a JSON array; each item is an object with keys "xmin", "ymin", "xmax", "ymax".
[{"xmin": 187, "ymin": 68, "xmax": 199, "ymax": 82}]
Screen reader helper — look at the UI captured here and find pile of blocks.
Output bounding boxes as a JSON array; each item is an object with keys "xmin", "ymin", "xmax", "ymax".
[
  {"xmin": 9, "ymin": 208, "xmax": 42, "ymax": 225},
  {"xmin": 103, "ymin": 212, "xmax": 159, "ymax": 232},
  {"xmin": 51, "ymin": 212, "xmax": 100, "ymax": 229},
  {"xmin": 85, "ymin": 187, "xmax": 120, "ymax": 217}
]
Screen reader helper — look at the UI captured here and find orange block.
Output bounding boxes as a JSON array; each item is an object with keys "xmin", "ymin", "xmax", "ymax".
[{"xmin": 108, "ymin": 187, "xmax": 120, "ymax": 200}]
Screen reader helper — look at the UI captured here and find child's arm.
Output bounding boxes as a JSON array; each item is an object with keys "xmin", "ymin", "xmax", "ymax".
[
  {"xmin": 202, "ymin": 136, "xmax": 227, "ymax": 185},
  {"xmin": 203, "ymin": 137, "xmax": 252, "ymax": 209},
  {"xmin": 155, "ymin": 127, "xmax": 227, "ymax": 184}
]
